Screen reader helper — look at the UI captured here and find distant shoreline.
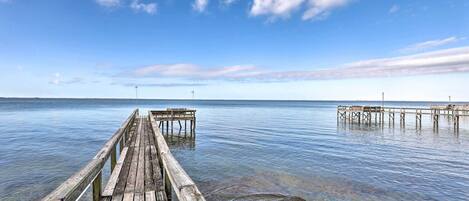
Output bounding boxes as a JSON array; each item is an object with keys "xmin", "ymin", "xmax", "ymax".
[{"xmin": 0, "ymin": 97, "xmax": 467, "ymax": 103}]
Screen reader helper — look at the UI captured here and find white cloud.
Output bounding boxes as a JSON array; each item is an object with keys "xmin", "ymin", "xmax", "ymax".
[
  {"xmin": 116, "ymin": 82, "xmax": 208, "ymax": 87},
  {"xmin": 267, "ymin": 46, "xmax": 469, "ymax": 80},
  {"xmin": 249, "ymin": 0, "xmax": 350, "ymax": 20},
  {"xmin": 389, "ymin": 4, "xmax": 399, "ymax": 14},
  {"xmin": 400, "ymin": 37, "xmax": 463, "ymax": 53},
  {"xmin": 131, "ymin": 64, "xmax": 263, "ymax": 79},
  {"xmin": 128, "ymin": 46, "xmax": 469, "ymax": 81},
  {"xmin": 250, "ymin": 0, "xmax": 304, "ymax": 18},
  {"xmin": 130, "ymin": 0, "xmax": 157, "ymax": 14},
  {"xmin": 193, "ymin": 0, "xmax": 209, "ymax": 12},
  {"xmin": 302, "ymin": 0, "xmax": 350, "ymax": 20},
  {"xmin": 96, "ymin": 0, "xmax": 120, "ymax": 7}
]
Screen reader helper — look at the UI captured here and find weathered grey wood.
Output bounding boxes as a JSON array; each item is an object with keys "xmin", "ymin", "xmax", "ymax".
[
  {"xmin": 92, "ymin": 172, "xmax": 102, "ymax": 201},
  {"xmin": 134, "ymin": 193, "xmax": 144, "ymax": 201},
  {"xmin": 111, "ymin": 146, "xmax": 117, "ymax": 171},
  {"xmin": 145, "ymin": 191, "xmax": 157, "ymax": 201},
  {"xmin": 112, "ymin": 128, "xmax": 138, "ymax": 200},
  {"xmin": 156, "ymin": 191, "xmax": 167, "ymax": 201},
  {"xmin": 148, "ymin": 112, "xmax": 205, "ymax": 201},
  {"xmin": 124, "ymin": 118, "xmax": 142, "ymax": 194},
  {"xmin": 144, "ymin": 124, "xmax": 156, "ymax": 193},
  {"xmin": 122, "ymin": 193, "xmax": 134, "ymax": 201},
  {"xmin": 164, "ymin": 169, "xmax": 172, "ymax": 201},
  {"xmin": 135, "ymin": 118, "xmax": 146, "ymax": 196},
  {"xmin": 42, "ymin": 109, "xmax": 138, "ymax": 201},
  {"xmin": 102, "ymin": 147, "xmax": 128, "ymax": 197},
  {"xmin": 119, "ymin": 137, "xmax": 124, "ymax": 153}
]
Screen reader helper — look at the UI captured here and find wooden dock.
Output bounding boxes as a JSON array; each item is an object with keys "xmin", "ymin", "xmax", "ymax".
[
  {"xmin": 42, "ymin": 109, "xmax": 205, "ymax": 201},
  {"xmin": 152, "ymin": 108, "xmax": 196, "ymax": 137},
  {"xmin": 337, "ymin": 105, "xmax": 469, "ymax": 132}
]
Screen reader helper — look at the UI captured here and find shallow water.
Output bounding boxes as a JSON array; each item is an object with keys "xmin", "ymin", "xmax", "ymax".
[{"xmin": 0, "ymin": 99, "xmax": 468, "ymax": 200}]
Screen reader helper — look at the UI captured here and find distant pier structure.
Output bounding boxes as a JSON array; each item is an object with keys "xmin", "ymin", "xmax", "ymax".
[
  {"xmin": 152, "ymin": 108, "xmax": 197, "ymax": 137},
  {"xmin": 337, "ymin": 105, "xmax": 469, "ymax": 132}
]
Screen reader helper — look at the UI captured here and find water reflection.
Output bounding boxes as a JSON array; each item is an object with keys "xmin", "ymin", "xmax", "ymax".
[{"xmin": 165, "ymin": 133, "xmax": 196, "ymax": 150}]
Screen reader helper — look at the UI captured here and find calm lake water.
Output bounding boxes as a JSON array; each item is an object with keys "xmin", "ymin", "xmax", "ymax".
[{"xmin": 0, "ymin": 99, "xmax": 468, "ymax": 201}]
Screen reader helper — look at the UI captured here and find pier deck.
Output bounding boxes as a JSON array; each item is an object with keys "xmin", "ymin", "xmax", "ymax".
[
  {"xmin": 101, "ymin": 117, "xmax": 165, "ymax": 201},
  {"xmin": 42, "ymin": 109, "xmax": 204, "ymax": 201}
]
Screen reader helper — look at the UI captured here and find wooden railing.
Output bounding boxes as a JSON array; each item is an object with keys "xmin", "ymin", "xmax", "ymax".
[
  {"xmin": 42, "ymin": 109, "xmax": 139, "ymax": 201},
  {"xmin": 148, "ymin": 111, "xmax": 205, "ymax": 201}
]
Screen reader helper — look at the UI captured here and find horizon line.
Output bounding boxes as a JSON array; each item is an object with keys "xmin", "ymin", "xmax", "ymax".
[{"xmin": 0, "ymin": 96, "xmax": 467, "ymax": 103}]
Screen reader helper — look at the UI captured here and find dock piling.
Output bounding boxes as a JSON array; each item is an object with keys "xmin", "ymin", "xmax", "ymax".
[{"xmin": 337, "ymin": 105, "xmax": 467, "ymax": 132}]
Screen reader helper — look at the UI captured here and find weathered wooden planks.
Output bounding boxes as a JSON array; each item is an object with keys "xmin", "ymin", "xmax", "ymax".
[
  {"xmin": 43, "ymin": 109, "xmax": 203, "ymax": 201},
  {"xmin": 148, "ymin": 112, "xmax": 205, "ymax": 201},
  {"xmin": 102, "ymin": 147, "xmax": 129, "ymax": 197}
]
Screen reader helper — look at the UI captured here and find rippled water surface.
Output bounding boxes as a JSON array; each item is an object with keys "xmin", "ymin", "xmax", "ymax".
[{"xmin": 1, "ymin": 99, "xmax": 468, "ymax": 201}]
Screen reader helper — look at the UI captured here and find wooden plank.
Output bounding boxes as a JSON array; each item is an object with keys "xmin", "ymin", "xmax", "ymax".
[
  {"xmin": 112, "ymin": 123, "xmax": 139, "ymax": 201},
  {"xmin": 124, "ymin": 118, "xmax": 142, "ymax": 194},
  {"xmin": 102, "ymin": 147, "xmax": 128, "ymax": 197},
  {"xmin": 134, "ymin": 193, "xmax": 144, "ymax": 201},
  {"xmin": 135, "ymin": 119, "xmax": 146, "ymax": 195},
  {"xmin": 156, "ymin": 191, "xmax": 167, "ymax": 201},
  {"xmin": 122, "ymin": 193, "xmax": 134, "ymax": 201},
  {"xmin": 145, "ymin": 191, "xmax": 157, "ymax": 201},
  {"xmin": 144, "ymin": 120, "xmax": 156, "ymax": 193}
]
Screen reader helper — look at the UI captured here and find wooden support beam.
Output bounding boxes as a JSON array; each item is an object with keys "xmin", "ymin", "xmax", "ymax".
[
  {"xmin": 92, "ymin": 172, "xmax": 102, "ymax": 201},
  {"xmin": 111, "ymin": 146, "xmax": 117, "ymax": 171}
]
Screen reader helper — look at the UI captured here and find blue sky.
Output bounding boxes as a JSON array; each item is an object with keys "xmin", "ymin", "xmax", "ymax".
[{"xmin": 0, "ymin": 0, "xmax": 468, "ymax": 100}]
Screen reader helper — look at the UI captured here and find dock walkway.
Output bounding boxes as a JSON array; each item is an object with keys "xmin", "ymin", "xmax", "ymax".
[
  {"xmin": 101, "ymin": 117, "xmax": 165, "ymax": 201},
  {"xmin": 42, "ymin": 109, "xmax": 205, "ymax": 201}
]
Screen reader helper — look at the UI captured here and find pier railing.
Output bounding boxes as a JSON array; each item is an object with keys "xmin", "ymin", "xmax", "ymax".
[
  {"xmin": 148, "ymin": 111, "xmax": 205, "ymax": 201},
  {"xmin": 42, "ymin": 109, "xmax": 139, "ymax": 201}
]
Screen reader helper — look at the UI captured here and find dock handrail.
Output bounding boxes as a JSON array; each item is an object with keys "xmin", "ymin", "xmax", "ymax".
[
  {"xmin": 42, "ymin": 109, "xmax": 139, "ymax": 201},
  {"xmin": 148, "ymin": 111, "xmax": 205, "ymax": 201}
]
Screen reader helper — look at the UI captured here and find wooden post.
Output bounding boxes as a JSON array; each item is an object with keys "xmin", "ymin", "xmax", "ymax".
[
  {"xmin": 433, "ymin": 110, "xmax": 439, "ymax": 130},
  {"xmin": 454, "ymin": 115, "xmax": 460, "ymax": 132},
  {"xmin": 171, "ymin": 120, "xmax": 174, "ymax": 135},
  {"xmin": 92, "ymin": 172, "xmax": 102, "ymax": 201},
  {"xmin": 166, "ymin": 121, "xmax": 169, "ymax": 135},
  {"xmin": 358, "ymin": 112, "xmax": 361, "ymax": 125},
  {"xmin": 119, "ymin": 137, "xmax": 124, "ymax": 153},
  {"xmin": 375, "ymin": 112, "xmax": 381, "ymax": 124},
  {"xmin": 400, "ymin": 111, "xmax": 405, "ymax": 126},
  {"xmin": 111, "ymin": 146, "xmax": 117, "ymax": 171},
  {"xmin": 376, "ymin": 111, "xmax": 384, "ymax": 124},
  {"xmin": 368, "ymin": 112, "xmax": 372, "ymax": 125},
  {"xmin": 164, "ymin": 169, "xmax": 172, "ymax": 201},
  {"xmin": 190, "ymin": 120, "xmax": 193, "ymax": 136},
  {"xmin": 389, "ymin": 111, "xmax": 395, "ymax": 126}
]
